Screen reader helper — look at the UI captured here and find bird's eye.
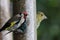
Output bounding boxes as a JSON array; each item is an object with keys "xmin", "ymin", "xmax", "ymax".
[{"xmin": 40, "ymin": 14, "xmax": 43, "ymax": 16}]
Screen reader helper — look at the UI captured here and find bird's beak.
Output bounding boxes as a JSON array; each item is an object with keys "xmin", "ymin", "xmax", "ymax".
[{"xmin": 44, "ymin": 16, "xmax": 47, "ymax": 19}]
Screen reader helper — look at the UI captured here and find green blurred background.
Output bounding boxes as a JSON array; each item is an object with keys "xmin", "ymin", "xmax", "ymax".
[{"xmin": 37, "ymin": 0, "xmax": 60, "ymax": 40}]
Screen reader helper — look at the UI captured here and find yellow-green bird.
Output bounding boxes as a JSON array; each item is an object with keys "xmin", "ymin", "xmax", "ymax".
[{"xmin": 36, "ymin": 11, "xmax": 47, "ymax": 29}]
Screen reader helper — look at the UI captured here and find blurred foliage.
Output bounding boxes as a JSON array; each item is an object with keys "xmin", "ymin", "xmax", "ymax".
[
  {"xmin": 10, "ymin": 0, "xmax": 13, "ymax": 2},
  {"xmin": 37, "ymin": 0, "xmax": 60, "ymax": 40}
]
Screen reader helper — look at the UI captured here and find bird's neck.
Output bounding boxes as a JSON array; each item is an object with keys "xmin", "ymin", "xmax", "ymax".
[{"xmin": 36, "ymin": 18, "xmax": 43, "ymax": 29}]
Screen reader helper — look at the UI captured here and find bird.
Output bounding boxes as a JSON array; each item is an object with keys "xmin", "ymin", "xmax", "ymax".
[
  {"xmin": 36, "ymin": 11, "xmax": 47, "ymax": 29},
  {"xmin": 0, "ymin": 11, "xmax": 28, "ymax": 35}
]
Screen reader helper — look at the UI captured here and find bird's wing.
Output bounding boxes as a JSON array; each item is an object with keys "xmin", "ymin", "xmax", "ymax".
[
  {"xmin": 0, "ymin": 14, "xmax": 21, "ymax": 31},
  {"xmin": 3, "ymin": 17, "xmax": 25, "ymax": 35}
]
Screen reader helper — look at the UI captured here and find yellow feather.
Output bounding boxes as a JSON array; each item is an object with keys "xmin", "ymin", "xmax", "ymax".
[{"xmin": 5, "ymin": 22, "xmax": 16, "ymax": 30}]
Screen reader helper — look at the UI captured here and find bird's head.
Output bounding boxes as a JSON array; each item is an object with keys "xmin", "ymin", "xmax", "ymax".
[
  {"xmin": 22, "ymin": 11, "xmax": 28, "ymax": 19},
  {"xmin": 37, "ymin": 12, "xmax": 47, "ymax": 23}
]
